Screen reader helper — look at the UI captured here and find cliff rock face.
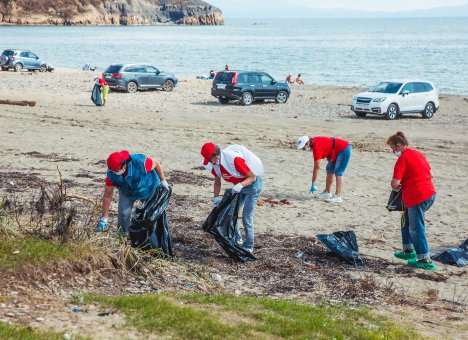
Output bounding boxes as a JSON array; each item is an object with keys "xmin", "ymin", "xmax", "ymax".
[{"xmin": 0, "ymin": 0, "xmax": 223, "ymax": 25}]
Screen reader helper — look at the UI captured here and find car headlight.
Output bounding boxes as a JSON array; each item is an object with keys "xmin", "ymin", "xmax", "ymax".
[{"xmin": 372, "ymin": 97, "xmax": 387, "ymax": 103}]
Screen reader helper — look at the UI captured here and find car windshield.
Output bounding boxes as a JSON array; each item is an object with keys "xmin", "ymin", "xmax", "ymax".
[
  {"xmin": 105, "ymin": 65, "xmax": 122, "ymax": 73},
  {"xmin": 368, "ymin": 82, "xmax": 403, "ymax": 94}
]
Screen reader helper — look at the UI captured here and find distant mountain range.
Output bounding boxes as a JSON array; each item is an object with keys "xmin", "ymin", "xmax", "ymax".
[{"xmin": 223, "ymin": 4, "xmax": 468, "ymax": 19}]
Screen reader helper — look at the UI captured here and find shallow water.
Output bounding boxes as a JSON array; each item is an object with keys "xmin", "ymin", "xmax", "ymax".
[{"xmin": 1, "ymin": 17, "xmax": 467, "ymax": 93}]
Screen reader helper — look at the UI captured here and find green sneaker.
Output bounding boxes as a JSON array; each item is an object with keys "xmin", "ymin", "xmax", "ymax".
[
  {"xmin": 408, "ymin": 260, "xmax": 437, "ymax": 271},
  {"xmin": 393, "ymin": 251, "xmax": 417, "ymax": 260}
]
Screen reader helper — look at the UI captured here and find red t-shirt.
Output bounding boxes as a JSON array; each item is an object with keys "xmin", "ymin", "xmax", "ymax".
[
  {"xmin": 105, "ymin": 157, "xmax": 153, "ymax": 186},
  {"xmin": 97, "ymin": 78, "xmax": 108, "ymax": 86},
  {"xmin": 211, "ymin": 157, "xmax": 251, "ymax": 184},
  {"xmin": 393, "ymin": 148, "xmax": 435, "ymax": 207},
  {"xmin": 312, "ymin": 136, "xmax": 349, "ymax": 161}
]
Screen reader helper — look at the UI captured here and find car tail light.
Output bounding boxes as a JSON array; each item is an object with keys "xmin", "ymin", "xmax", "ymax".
[
  {"xmin": 231, "ymin": 72, "xmax": 238, "ymax": 85},
  {"xmin": 112, "ymin": 73, "xmax": 123, "ymax": 78},
  {"xmin": 10, "ymin": 56, "xmax": 15, "ymax": 60}
]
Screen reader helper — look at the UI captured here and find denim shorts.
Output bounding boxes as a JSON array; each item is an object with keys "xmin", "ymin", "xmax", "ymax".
[{"xmin": 326, "ymin": 144, "xmax": 352, "ymax": 176}]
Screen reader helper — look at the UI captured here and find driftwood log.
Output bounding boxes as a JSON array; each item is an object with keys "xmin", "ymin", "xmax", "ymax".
[{"xmin": 0, "ymin": 100, "xmax": 36, "ymax": 106}]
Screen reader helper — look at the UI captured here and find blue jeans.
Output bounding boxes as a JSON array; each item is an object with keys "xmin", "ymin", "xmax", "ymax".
[
  {"xmin": 326, "ymin": 145, "xmax": 352, "ymax": 176},
  {"xmin": 118, "ymin": 191, "xmax": 136, "ymax": 237},
  {"xmin": 401, "ymin": 194, "xmax": 436, "ymax": 260},
  {"xmin": 235, "ymin": 177, "xmax": 263, "ymax": 249}
]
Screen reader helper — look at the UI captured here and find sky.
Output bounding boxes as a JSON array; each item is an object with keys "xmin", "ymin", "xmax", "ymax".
[{"xmin": 208, "ymin": 0, "xmax": 468, "ymax": 17}]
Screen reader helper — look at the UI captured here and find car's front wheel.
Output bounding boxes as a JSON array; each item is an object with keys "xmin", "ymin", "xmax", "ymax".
[
  {"xmin": 385, "ymin": 103, "xmax": 399, "ymax": 120},
  {"xmin": 354, "ymin": 111, "xmax": 367, "ymax": 118},
  {"xmin": 163, "ymin": 79, "xmax": 174, "ymax": 92},
  {"xmin": 126, "ymin": 81, "xmax": 138, "ymax": 93},
  {"xmin": 218, "ymin": 98, "xmax": 229, "ymax": 104},
  {"xmin": 14, "ymin": 63, "xmax": 23, "ymax": 72},
  {"xmin": 421, "ymin": 102, "xmax": 435, "ymax": 119},
  {"xmin": 275, "ymin": 90, "xmax": 289, "ymax": 104},
  {"xmin": 240, "ymin": 92, "xmax": 254, "ymax": 106}
]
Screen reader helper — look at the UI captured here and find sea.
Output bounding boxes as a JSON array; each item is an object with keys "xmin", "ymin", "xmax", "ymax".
[{"xmin": 1, "ymin": 17, "xmax": 467, "ymax": 94}]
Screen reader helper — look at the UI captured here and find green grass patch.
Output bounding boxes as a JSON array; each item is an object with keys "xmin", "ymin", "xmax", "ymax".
[
  {"xmin": 84, "ymin": 293, "xmax": 421, "ymax": 339},
  {"xmin": 0, "ymin": 236, "xmax": 89, "ymax": 270},
  {"xmin": 0, "ymin": 323, "xmax": 65, "ymax": 340}
]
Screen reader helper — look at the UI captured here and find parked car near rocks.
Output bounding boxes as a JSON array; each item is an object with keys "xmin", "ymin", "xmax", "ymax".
[
  {"xmin": 211, "ymin": 70, "xmax": 290, "ymax": 105},
  {"xmin": 1, "ymin": 49, "xmax": 47, "ymax": 72},
  {"xmin": 351, "ymin": 80, "xmax": 439, "ymax": 120},
  {"xmin": 102, "ymin": 64, "xmax": 178, "ymax": 93}
]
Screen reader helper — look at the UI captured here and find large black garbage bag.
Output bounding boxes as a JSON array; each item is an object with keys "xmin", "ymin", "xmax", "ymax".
[
  {"xmin": 129, "ymin": 186, "xmax": 172, "ymax": 257},
  {"xmin": 202, "ymin": 190, "xmax": 256, "ymax": 263},
  {"xmin": 433, "ymin": 238, "xmax": 468, "ymax": 267},
  {"xmin": 91, "ymin": 84, "xmax": 103, "ymax": 106},
  {"xmin": 316, "ymin": 231, "xmax": 364, "ymax": 266}
]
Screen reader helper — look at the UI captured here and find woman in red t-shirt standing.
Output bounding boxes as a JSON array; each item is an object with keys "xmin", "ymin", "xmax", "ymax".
[
  {"xmin": 297, "ymin": 135, "xmax": 352, "ymax": 203},
  {"xmin": 387, "ymin": 132, "xmax": 437, "ymax": 271}
]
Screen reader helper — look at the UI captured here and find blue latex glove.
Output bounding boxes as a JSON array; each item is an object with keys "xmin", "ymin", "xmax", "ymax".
[
  {"xmin": 309, "ymin": 183, "xmax": 316, "ymax": 194},
  {"xmin": 96, "ymin": 218, "xmax": 108, "ymax": 232}
]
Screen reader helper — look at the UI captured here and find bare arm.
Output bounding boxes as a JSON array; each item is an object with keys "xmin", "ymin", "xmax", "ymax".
[
  {"xmin": 391, "ymin": 178, "xmax": 402, "ymax": 191},
  {"xmin": 152, "ymin": 160, "xmax": 166, "ymax": 181},
  {"xmin": 312, "ymin": 159, "xmax": 321, "ymax": 183},
  {"xmin": 101, "ymin": 185, "xmax": 114, "ymax": 218},
  {"xmin": 214, "ymin": 176, "xmax": 221, "ymax": 197},
  {"xmin": 240, "ymin": 170, "xmax": 256, "ymax": 188}
]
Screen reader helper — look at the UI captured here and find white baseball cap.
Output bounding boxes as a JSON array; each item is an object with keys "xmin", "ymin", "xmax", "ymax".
[{"xmin": 297, "ymin": 135, "xmax": 309, "ymax": 149}]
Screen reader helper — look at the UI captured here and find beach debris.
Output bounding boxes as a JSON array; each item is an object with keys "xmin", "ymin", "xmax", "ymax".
[
  {"xmin": 72, "ymin": 307, "xmax": 80, "ymax": 312},
  {"xmin": 5, "ymin": 312, "xmax": 15, "ymax": 317},
  {"xmin": 257, "ymin": 197, "xmax": 293, "ymax": 206},
  {"xmin": 63, "ymin": 333, "xmax": 71, "ymax": 340},
  {"xmin": 316, "ymin": 231, "xmax": 364, "ymax": 266},
  {"xmin": 35, "ymin": 317, "xmax": 45, "ymax": 322},
  {"xmin": 433, "ymin": 238, "xmax": 468, "ymax": 267},
  {"xmin": 211, "ymin": 273, "xmax": 222, "ymax": 284},
  {"xmin": 0, "ymin": 100, "xmax": 36, "ymax": 107}
]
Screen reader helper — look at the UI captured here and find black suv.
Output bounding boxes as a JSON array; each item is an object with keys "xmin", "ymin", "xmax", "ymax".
[{"xmin": 211, "ymin": 71, "xmax": 290, "ymax": 105}]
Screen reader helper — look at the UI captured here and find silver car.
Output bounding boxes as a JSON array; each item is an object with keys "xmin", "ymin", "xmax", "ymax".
[
  {"xmin": 102, "ymin": 63, "xmax": 178, "ymax": 93},
  {"xmin": 1, "ymin": 49, "xmax": 47, "ymax": 72}
]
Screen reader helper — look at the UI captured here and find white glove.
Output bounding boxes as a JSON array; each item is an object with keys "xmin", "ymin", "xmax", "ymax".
[
  {"xmin": 232, "ymin": 183, "xmax": 243, "ymax": 193},
  {"xmin": 160, "ymin": 180, "xmax": 169, "ymax": 190},
  {"xmin": 212, "ymin": 196, "xmax": 222, "ymax": 206}
]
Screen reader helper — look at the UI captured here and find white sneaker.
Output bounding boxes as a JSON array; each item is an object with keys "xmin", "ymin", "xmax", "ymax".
[
  {"xmin": 316, "ymin": 191, "xmax": 333, "ymax": 200},
  {"xmin": 325, "ymin": 195, "xmax": 343, "ymax": 203}
]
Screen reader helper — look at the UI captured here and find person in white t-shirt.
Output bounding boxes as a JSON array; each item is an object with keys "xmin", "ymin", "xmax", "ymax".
[{"xmin": 201, "ymin": 142, "xmax": 264, "ymax": 253}]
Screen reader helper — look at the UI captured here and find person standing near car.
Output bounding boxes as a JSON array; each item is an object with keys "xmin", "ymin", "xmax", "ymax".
[
  {"xmin": 387, "ymin": 132, "xmax": 437, "ymax": 270},
  {"xmin": 96, "ymin": 77, "xmax": 109, "ymax": 106},
  {"xmin": 200, "ymin": 142, "xmax": 264, "ymax": 253},
  {"xmin": 296, "ymin": 135, "xmax": 352, "ymax": 203},
  {"xmin": 96, "ymin": 150, "xmax": 169, "ymax": 237}
]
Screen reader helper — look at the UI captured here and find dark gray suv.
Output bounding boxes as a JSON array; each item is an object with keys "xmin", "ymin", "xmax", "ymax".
[
  {"xmin": 211, "ymin": 71, "xmax": 290, "ymax": 105},
  {"xmin": 102, "ymin": 64, "xmax": 178, "ymax": 93},
  {"xmin": 1, "ymin": 49, "xmax": 46, "ymax": 72}
]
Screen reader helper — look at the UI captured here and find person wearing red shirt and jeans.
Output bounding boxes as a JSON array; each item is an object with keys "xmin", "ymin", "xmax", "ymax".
[
  {"xmin": 387, "ymin": 132, "xmax": 437, "ymax": 271},
  {"xmin": 96, "ymin": 150, "xmax": 169, "ymax": 237},
  {"xmin": 297, "ymin": 135, "xmax": 352, "ymax": 203},
  {"xmin": 201, "ymin": 142, "xmax": 264, "ymax": 253}
]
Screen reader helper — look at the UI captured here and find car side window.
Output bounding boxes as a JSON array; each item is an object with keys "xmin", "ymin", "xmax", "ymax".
[
  {"xmin": 248, "ymin": 74, "xmax": 261, "ymax": 84},
  {"xmin": 134, "ymin": 66, "xmax": 146, "ymax": 73},
  {"xmin": 20, "ymin": 52, "xmax": 28, "ymax": 58},
  {"xmin": 124, "ymin": 67, "xmax": 135, "ymax": 73},
  {"xmin": 260, "ymin": 74, "xmax": 273, "ymax": 85},
  {"xmin": 414, "ymin": 82, "xmax": 426, "ymax": 93},
  {"xmin": 237, "ymin": 73, "xmax": 248, "ymax": 83},
  {"xmin": 28, "ymin": 52, "xmax": 38, "ymax": 59},
  {"xmin": 146, "ymin": 66, "xmax": 158, "ymax": 73},
  {"xmin": 401, "ymin": 83, "xmax": 414, "ymax": 94},
  {"xmin": 424, "ymin": 83, "xmax": 433, "ymax": 91}
]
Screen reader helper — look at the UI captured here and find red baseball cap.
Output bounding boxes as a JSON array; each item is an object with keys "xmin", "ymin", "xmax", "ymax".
[
  {"xmin": 107, "ymin": 150, "xmax": 130, "ymax": 171},
  {"xmin": 201, "ymin": 142, "xmax": 216, "ymax": 165}
]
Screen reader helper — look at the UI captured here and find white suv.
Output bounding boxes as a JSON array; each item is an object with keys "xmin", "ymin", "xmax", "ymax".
[{"xmin": 351, "ymin": 80, "xmax": 439, "ymax": 120}]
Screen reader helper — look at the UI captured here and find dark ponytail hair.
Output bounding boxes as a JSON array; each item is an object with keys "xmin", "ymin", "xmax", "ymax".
[{"xmin": 386, "ymin": 131, "xmax": 408, "ymax": 146}]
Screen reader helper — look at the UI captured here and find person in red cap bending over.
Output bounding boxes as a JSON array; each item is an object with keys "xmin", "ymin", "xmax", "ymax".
[
  {"xmin": 96, "ymin": 150, "xmax": 169, "ymax": 236},
  {"xmin": 201, "ymin": 142, "xmax": 264, "ymax": 253}
]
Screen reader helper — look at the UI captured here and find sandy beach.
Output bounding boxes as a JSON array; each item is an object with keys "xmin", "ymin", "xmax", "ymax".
[{"xmin": 0, "ymin": 68, "xmax": 467, "ymax": 336}]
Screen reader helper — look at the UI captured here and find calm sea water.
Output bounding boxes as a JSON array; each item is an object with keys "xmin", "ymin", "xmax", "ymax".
[{"xmin": 1, "ymin": 18, "xmax": 467, "ymax": 93}]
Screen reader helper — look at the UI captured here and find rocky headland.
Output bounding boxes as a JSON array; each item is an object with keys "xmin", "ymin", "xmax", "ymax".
[{"xmin": 0, "ymin": 0, "xmax": 223, "ymax": 25}]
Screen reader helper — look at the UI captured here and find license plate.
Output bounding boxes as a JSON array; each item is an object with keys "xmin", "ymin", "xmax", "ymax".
[
  {"xmin": 356, "ymin": 104, "xmax": 368, "ymax": 108},
  {"xmin": 217, "ymin": 84, "xmax": 226, "ymax": 89},
  {"xmin": 105, "ymin": 75, "xmax": 111, "ymax": 79}
]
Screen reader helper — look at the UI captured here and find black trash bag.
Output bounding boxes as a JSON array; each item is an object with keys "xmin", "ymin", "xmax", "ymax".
[
  {"xmin": 91, "ymin": 83, "xmax": 103, "ymax": 106},
  {"xmin": 129, "ymin": 186, "xmax": 172, "ymax": 257},
  {"xmin": 316, "ymin": 231, "xmax": 364, "ymax": 266},
  {"xmin": 386, "ymin": 190, "xmax": 405, "ymax": 211},
  {"xmin": 202, "ymin": 190, "xmax": 256, "ymax": 263},
  {"xmin": 433, "ymin": 238, "xmax": 468, "ymax": 267}
]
